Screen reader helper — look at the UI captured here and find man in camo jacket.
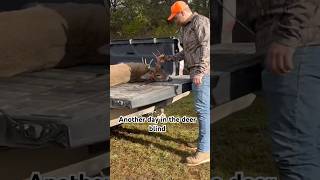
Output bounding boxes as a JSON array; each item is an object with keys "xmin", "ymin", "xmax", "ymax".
[
  {"xmin": 159, "ymin": 1, "xmax": 210, "ymax": 166},
  {"xmin": 249, "ymin": 0, "xmax": 320, "ymax": 179}
]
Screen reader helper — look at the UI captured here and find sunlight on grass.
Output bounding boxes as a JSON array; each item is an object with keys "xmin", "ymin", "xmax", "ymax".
[
  {"xmin": 111, "ymin": 94, "xmax": 278, "ymax": 179},
  {"xmin": 110, "ymin": 93, "xmax": 210, "ymax": 179}
]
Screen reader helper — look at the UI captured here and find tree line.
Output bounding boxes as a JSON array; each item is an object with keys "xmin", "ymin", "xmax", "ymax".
[{"xmin": 109, "ymin": 0, "xmax": 209, "ymax": 40}]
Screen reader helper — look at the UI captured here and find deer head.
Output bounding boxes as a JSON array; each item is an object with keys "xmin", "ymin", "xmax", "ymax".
[{"xmin": 139, "ymin": 53, "xmax": 172, "ymax": 82}]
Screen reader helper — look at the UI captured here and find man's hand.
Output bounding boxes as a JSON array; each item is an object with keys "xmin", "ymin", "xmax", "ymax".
[
  {"xmin": 193, "ymin": 74, "xmax": 203, "ymax": 87},
  {"xmin": 266, "ymin": 42, "xmax": 295, "ymax": 74}
]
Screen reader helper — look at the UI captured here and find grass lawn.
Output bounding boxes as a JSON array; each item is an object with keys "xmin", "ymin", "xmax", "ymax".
[
  {"xmin": 110, "ymin": 93, "xmax": 210, "ymax": 179},
  {"xmin": 213, "ymin": 95, "xmax": 279, "ymax": 179},
  {"xmin": 110, "ymin": 93, "xmax": 279, "ymax": 179}
]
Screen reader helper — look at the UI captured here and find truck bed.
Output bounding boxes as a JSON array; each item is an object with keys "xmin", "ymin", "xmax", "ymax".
[
  {"xmin": 0, "ymin": 65, "xmax": 107, "ymax": 148},
  {"xmin": 110, "ymin": 75, "xmax": 192, "ymax": 109}
]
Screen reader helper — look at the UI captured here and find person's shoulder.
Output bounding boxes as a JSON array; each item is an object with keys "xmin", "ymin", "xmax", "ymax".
[
  {"xmin": 192, "ymin": 12, "xmax": 210, "ymax": 26},
  {"xmin": 197, "ymin": 13, "xmax": 209, "ymax": 21}
]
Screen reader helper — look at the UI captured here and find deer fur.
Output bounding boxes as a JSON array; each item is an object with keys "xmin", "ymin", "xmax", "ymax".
[
  {"xmin": 0, "ymin": 3, "xmax": 106, "ymax": 77},
  {"xmin": 36, "ymin": 3, "xmax": 107, "ymax": 67},
  {"xmin": 110, "ymin": 63, "xmax": 149, "ymax": 87},
  {"xmin": 0, "ymin": 5, "xmax": 67, "ymax": 77},
  {"xmin": 110, "ymin": 60, "xmax": 171, "ymax": 87}
]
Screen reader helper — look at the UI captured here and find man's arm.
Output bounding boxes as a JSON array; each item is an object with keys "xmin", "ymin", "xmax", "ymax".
[
  {"xmin": 164, "ymin": 50, "xmax": 185, "ymax": 62},
  {"xmin": 266, "ymin": 0, "xmax": 319, "ymax": 74},
  {"xmin": 190, "ymin": 16, "xmax": 210, "ymax": 77},
  {"xmin": 273, "ymin": 0, "xmax": 319, "ymax": 47}
]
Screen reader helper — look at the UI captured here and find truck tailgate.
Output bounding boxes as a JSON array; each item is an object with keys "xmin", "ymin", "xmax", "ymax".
[
  {"xmin": 110, "ymin": 75, "xmax": 192, "ymax": 109},
  {"xmin": 0, "ymin": 65, "xmax": 107, "ymax": 148}
]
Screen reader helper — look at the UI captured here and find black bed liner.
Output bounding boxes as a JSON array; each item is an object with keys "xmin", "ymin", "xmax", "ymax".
[{"xmin": 0, "ymin": 65, "xmax": 107, "ymax": 148}]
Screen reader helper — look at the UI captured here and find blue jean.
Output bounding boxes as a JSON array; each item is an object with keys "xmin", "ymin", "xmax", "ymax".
[
  {"xmin": 262, "ymin": 46, "xmax": 320, "ymax": 180},
  {"xmin": 192, "ymin": 74, "xmax": 210, "ymax": 152}
]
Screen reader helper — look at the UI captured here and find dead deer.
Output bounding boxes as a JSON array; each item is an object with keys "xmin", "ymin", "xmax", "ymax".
[
  {"xmin": 110, "ymin": 53, "xmax": 171, "ymax": 87},
  {"xmin": 140, "ymin": 52, "xmax": 172, "ymax": 82}
]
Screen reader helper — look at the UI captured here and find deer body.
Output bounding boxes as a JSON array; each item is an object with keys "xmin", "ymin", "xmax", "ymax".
[
  {"xmin": 110, "ymin": 61, "xmax": 171, "ymax": 87},
  {"xmin": 0, "ymin": 6, "xmax": 67, "ymax": 77},
  {"xmin": 110, "ymin": 63, "xmax": 149, "ymax": 87},
  {"xmin": 0, "ymin": 3, "xmax": 106, "ymax": 77}
]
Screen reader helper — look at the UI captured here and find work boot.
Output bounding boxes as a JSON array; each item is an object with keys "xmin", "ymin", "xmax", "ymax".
[{"xmin": 186, "ymin": 151, "xmax": 210, "ymax": 166}]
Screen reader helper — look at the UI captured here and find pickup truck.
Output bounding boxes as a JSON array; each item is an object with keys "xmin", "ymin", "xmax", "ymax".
[
  {"xmin": 109, "ymin": 37, "xmax": 262, "ymax": 126},
  {"xmin": 109, "ymin": 37, "xmax": 193, "ymax": 126}
]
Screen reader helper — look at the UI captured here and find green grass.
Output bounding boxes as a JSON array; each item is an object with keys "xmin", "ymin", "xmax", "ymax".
[
  {"xmin": 110, "ymin": 93, "xmax": 210, "ymax": 179},
  {"xmin": 110, "ymin": 94, "xmax": 279, "ymax": 179},
  {"xmin": 213, "ymin": 96, "xmax": 279, "ymax": 179}
]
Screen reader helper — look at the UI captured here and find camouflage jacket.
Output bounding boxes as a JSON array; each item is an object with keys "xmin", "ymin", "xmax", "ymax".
[
  {"xmin": 165, "ymin": 12, "xmax": 210, "ymax": 78},
  {"xmin": 249, "ymin": 0, "xmax": 320, "ymax": 52}
]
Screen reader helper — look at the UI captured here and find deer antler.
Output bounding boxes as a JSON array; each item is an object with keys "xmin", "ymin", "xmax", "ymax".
[
  {"xmin": 152, "ymin": 52, "xmax": 157, "ymax": 58},
  {"xmin": 156, "ymin": 49, "xmax": 161, "ymax": 56},
  {"xmin": 148, "ymin": 59, "xmax": 154, "ymax": 66},
  {"xmin": 153, "ymin": 50, "xmax": 165, "ymax": 63}
]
